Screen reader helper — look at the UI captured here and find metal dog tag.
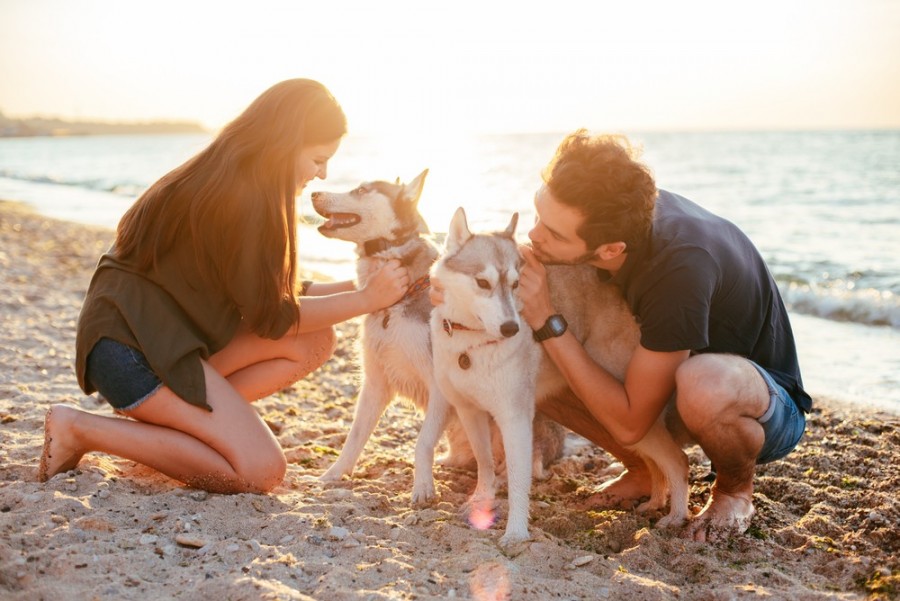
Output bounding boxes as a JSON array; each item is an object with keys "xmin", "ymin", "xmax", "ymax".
[{"xmin": 458, "ymin": 353, "xmax": 471, "ymax": 370}]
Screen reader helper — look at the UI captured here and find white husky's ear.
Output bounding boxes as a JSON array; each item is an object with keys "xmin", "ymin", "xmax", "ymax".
[
  {"xmin": 446, "ymin": 206, "xmax": 472, "ymax": 253},
  {"xmin": 502, "ymin": 212, "xmax": 519, "ymax": 239},
  {"xmin": 400, "ymin": 169, "xmax": 429, "ymax": 206}
]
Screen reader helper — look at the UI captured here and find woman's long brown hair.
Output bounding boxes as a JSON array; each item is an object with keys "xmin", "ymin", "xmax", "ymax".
[{"xmin": 115, "ymin": 79, "xmax": 347, "ymax": 336}]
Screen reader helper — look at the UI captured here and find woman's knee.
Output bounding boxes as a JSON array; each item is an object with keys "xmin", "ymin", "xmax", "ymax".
[
  {"xmin": 236, "ymin": 444, "xmax": 287, "ymax": 493},
  {"xmin": 294, "ymin": 326, "xmax": 337, "ymax": 365}
]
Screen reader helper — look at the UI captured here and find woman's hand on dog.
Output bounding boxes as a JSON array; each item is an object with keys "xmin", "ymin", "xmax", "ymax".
[
  {"xmin": 360, "ymin": 259, "xmax": 410, "ymax": 311},
  {"xmin": 519, "ymin": 245, "xmax": 555, "ymax": 330}
]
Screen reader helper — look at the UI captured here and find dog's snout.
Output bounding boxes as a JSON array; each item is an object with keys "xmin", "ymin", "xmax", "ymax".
[{"xmin": 500, "ymin": 321, "xmax": 520, "ymax": 338}]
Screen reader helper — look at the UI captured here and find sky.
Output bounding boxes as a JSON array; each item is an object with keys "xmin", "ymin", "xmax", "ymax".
[{"xmin": 1, "ymin": 0, "xmax": 899, "ymax": 135}]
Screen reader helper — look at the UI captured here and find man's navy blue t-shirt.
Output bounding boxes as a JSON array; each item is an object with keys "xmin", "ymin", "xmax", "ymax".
[{"xmin": 607, "ymin": 190, "xmax": 812, "ymax": 412}]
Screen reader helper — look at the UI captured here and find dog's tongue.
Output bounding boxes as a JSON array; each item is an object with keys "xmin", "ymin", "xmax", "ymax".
[{"xmin": 323, "ymin": 213, "xmax": 359, "ymax": 229}]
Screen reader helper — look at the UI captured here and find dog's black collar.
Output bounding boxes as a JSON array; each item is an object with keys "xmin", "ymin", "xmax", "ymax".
[{"xmin": 363, "ymin": 230, "xmax": 418, "ymax": 257}]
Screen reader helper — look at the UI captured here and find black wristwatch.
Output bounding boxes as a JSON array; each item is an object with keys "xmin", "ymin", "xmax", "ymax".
[{"xmin": 532, "ymin": 314, "xmax": 568, "ymax": 342}]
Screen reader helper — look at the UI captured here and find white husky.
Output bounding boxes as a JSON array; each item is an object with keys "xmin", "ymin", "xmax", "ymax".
[
  {"xmin": 311, "ymin": 172, "xmax": 565, "ymax": 481},
  {"xmin": 412, "ymin": 208, "xmax": 690, "ymax": 547}
]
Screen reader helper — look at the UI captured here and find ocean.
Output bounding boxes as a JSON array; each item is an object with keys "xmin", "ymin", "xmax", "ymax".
[{"xmin": 1, "ymin": 130, "xmax": 898, "ymax": 414}]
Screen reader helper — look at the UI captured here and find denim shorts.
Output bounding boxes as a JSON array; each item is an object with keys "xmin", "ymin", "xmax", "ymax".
[
  {"xmin": 751, "ymin": 361, "xmax": 806, "ymax": 464},
  {"xmin": 86, "ymin": 338, "xmax": 164, "ymax": 411}
]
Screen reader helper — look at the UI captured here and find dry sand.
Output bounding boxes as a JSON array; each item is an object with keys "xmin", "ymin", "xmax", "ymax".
[{"xmin": 1, "ymin": 200, "xmax": 898, "ymax": 600}]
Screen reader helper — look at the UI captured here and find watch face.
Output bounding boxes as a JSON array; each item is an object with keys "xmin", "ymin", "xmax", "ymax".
[
  {"xmin": 548, "ymin": 315, "xmax": 566, "ymax": 336},
  {"xmin": 534, "ymin": 314, "xmax": 568, "ymax": 342}
]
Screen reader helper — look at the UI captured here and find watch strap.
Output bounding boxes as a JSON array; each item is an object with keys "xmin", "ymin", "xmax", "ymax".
[{"xmin": 532, "ymin": 314, "xmax": 568, "ymax": 342}]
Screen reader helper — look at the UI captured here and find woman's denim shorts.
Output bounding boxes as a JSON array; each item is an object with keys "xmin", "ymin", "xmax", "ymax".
[
  {"xmin": 86, "ymin": 338, "xmax": 164, "ymax": 411},
  {"xmin": 751, "ymin": 361, "xmax": 807, "ymax": 464}
]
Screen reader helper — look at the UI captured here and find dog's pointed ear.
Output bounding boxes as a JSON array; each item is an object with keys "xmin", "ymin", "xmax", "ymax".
[
  {"xmin": 502, "ymin": 212, "xmax": 519, "ymax": 239},
  {"xmin": 446, "ymin": 206, "xmax": 472, "ymax": 253},
  {"xmin": 401, "ymin": 169, "xmax": 429, "ymax": 206}
]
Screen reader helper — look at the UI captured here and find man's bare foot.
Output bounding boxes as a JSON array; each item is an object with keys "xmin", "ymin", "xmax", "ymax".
[
  {"xmin": 580, "ymin": 468, "xmax": 652, "ymax": 509},
  {"xmin": 683, "ymin": 487, "xmax": 755, "ymax": 542},
  {"xmin": 37, "ymin": 405, "xmax": 85, "ymax": 482}
]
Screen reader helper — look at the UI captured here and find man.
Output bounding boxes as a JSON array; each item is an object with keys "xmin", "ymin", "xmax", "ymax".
[{"xmin": 520, "ymin": 129, "xmax": 810, "ymax": 542}]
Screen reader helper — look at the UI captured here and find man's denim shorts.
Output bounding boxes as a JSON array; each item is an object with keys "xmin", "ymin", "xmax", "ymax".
[
  {"xmin": 86, "ymin": 338, "xmax": 164, "ymax": 412},
  {"xmin": 751, "ymin": 361, "xmax": 806, "ymax": 464}
]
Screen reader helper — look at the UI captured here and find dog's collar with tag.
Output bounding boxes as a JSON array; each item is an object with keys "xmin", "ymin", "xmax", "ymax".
[
  {"xmin": 441, "ymin": 318, "xmax": 504, "ymax": 370},
  {"xmin": 403, "ymin": 274, "xmax": 431, "ymax": 301},
  {"xmin": 441, "ymin": 318, "xmax": 479, "ymax": 336}
]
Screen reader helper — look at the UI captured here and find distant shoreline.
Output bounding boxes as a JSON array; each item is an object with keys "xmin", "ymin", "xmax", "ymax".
[{"xmin": 0, "ymin": 112, "xmax": 207, "ymax": 138}]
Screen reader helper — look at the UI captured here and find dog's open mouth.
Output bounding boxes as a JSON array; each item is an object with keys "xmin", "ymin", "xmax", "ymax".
[{"xmin": 317, "ymin": 212, "xmax": 361, "ymax": 232}]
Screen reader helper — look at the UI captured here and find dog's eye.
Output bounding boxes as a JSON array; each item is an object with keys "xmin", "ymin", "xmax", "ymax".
[
  {"xmin": 352, "ymin": 186, "xmax": 369, "ymax": 196},
  {"xmin": 511, "ymin": 280, "xmax": 519, "ymax": 289},
  {"xmin": 476, "ymin": 278, "xmax": 491, "ymax": 290}
]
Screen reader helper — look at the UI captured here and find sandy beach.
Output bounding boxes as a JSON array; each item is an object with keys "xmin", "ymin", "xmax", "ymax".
[{"xmin": 1, "ymin": 200, "xmax": 897, "ymax": 600}]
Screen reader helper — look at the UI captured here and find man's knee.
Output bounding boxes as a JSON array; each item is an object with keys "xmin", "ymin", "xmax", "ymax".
[{"xmin": 675, "ymin": 355, "xmax": 743, "ymax": 418}]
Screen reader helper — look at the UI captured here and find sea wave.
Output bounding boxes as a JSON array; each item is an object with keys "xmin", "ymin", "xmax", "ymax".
[
  {"xmin": 0, "ymin": 169, "xmax": 146, "ymax": 198},
  {"xmin": 781, "ymin": 281, "xmax": 900, "ymax": 329}
]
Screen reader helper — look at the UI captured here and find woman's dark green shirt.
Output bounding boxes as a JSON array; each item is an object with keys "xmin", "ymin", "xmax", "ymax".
[{"xmin": 75, "ymin": 239, "xmax": 299, "ymax": 411}]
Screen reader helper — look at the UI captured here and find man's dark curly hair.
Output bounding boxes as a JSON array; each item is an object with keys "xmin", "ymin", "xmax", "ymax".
[{"xmin": 542, "ymin": 129, "xmax": 657, "ymax": 252}]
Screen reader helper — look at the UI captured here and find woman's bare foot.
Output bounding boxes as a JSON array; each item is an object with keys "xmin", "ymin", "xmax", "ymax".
[
  {"xmin": 37, "ymin": 404, "xmax": 85, "ymax": 482},
  {"xmin": 579, "ymin": 468, "xmax": 653, "ymax": 509}
]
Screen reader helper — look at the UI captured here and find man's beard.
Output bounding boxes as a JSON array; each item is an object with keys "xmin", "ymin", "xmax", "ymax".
[{"xmin": 532, "ymin": 243, "xmax": 596, "ymax": 266}]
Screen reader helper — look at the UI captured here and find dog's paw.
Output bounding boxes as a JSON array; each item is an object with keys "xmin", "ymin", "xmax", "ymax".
[
  {"xmin": 411, "ymin": 483, "xmax": 436, "ymax": 507},
  {"xmin": 498, "ymin": 529, "xmax": 531, "ymax": 555},
  {"xmin": 461, "ymin": 495, "xmax": 499, "ymax": 532},
  {"xmin": 531, "ymin": 457, "xmax": 551, "ymax": 481},
  {"xmin": 319, "ymin": 464, "xmax": 349, "ymax": 482},
  {"xmin": 655, "ymin": 512, "xmax": 690, "ymax": 530},
  {"xmin": 635, "ymin": 499, "xmax": 665, "ymax": 514},
  {"xmin": 436, "ymin": 452, "xmax": 475, "ymax": 470}
]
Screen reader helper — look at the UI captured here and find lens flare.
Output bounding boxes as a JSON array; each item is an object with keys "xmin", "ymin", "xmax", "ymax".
[
  {"xmin": 467, "ymin": 500, "xmax": 497, "ymax": 530},
  {"xmin": 469, "ymin": 561, "xmax": 511, "ymax": 601}
]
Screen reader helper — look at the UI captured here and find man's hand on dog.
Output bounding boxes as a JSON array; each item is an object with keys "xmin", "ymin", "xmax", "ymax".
[
  {"xmin": 361, "ymin": 259, "xmax": 410, "ymax": 310},
  {"xmin": 519, "ymin": 245, "xmax": 555, "ymax": 330}
]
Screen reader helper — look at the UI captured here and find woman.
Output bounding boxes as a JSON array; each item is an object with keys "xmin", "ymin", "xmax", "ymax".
[{"xmin": 38, "ymin": 79, "xmax": 410, "ymax": 493}]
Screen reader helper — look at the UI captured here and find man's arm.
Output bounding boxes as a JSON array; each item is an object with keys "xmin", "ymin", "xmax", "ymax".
[
  {"xmin": 519, "ymin": 245, "xmax": 687, "ymax": 446},
  {"xmin": 539, "ymin": 333, "xmax": 687, "ymax": 445}
]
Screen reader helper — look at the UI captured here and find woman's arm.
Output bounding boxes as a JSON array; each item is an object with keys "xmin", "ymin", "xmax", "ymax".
[
  {"xmin": 293, "ymin": 260, "xmax": 409, "ymax": 332},
  {"xmin": 302, "ymin": 280, "xmax": 356, "ymax": 296}
]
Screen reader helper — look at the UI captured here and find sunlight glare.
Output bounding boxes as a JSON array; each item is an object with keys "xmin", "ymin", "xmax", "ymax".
[
  {"xmin": 469, "ymin": 561, "xmax": 511, "ymax": 601},
  {"xmin": 467, "ymin": 499, "xmax": 497, "ymax": 531}
]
